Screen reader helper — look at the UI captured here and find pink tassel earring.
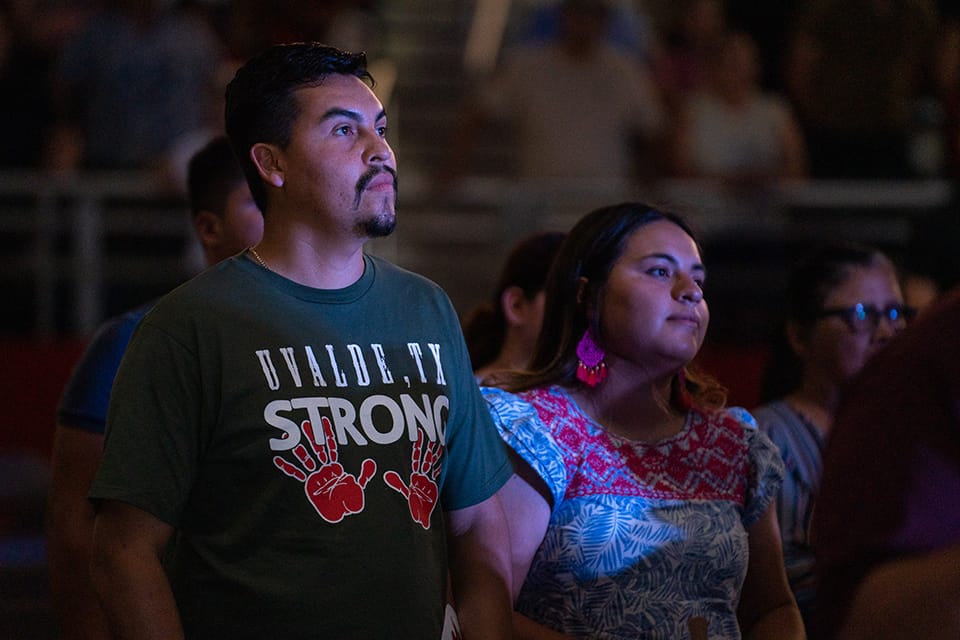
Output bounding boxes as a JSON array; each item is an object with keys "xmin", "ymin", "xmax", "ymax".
[{"xmin": 575, "ymin": 328, "xmax": 607, "ymax": 387}]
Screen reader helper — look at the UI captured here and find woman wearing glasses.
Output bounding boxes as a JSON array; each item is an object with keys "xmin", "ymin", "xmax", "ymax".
[{"xmin": 753, "ymin": 243, "xmax": 912, "ymax": 637}]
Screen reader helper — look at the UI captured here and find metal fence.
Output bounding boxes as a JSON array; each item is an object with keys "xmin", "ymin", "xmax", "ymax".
[{"xmin": 0, "ymin": 170, "xmax": 954, "ymax": 339}]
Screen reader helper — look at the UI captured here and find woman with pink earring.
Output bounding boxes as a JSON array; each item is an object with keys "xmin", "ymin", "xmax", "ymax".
[{"xmin": 481, "ymin": 203, "xmax": 803, "ymax": 639}]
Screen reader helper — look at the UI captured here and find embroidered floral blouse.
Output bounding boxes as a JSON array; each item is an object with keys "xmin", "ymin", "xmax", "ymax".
[{"xmin": 483, "ymin": 385, "xmax": 784, "ymax": 640}]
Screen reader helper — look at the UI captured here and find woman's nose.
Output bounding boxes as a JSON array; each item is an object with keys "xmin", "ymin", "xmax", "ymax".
[
  {"xmin": 871, "ymin": 313, "xmax": 900, "ymax": 342},
  {"xmin": 676, "ymin": 274, "xmax": 703, "ymax": 303}
]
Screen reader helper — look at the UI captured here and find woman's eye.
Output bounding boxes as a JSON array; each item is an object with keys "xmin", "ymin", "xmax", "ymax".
[{"xmin": 648, "ymin": 267, "xmax": 670, "ymax": 277}]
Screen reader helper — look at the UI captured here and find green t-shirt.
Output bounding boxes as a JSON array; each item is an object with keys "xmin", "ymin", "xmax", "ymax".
[{"xmin": 91, "ymin": 254, "xmax": 512, "ymax": 639}]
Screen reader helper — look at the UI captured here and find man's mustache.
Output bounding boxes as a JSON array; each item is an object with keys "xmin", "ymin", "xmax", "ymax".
[{"xmin": 355, "ymin": 166, "xmax": 398, "ymax": 198}]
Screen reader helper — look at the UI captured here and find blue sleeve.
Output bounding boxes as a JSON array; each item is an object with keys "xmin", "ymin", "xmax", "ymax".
[
  {"xmin": 56, "ymin": 304, "xmax": 152, "ymax": 433},
  {"xmin": 739, "ymin": 409, "xmax": 785, "ymax": 528},
  {"xmin": 481, "ymin": 387, "xmax": 569, "ymax": 511}
]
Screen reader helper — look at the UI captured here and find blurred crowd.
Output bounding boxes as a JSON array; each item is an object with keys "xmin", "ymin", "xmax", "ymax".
[
  {"xmin": 444, "ymin": 0, "xmax": 960, "ymax": 187},
  {"xmin": 1, "ymin": 0, "xmax": 959, "ymax": 192},
  {"xmin": 0, "ymin": 0, "xmax": 384, "ymax": 190}
]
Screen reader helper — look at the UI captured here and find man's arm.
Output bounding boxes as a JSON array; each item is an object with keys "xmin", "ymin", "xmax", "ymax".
[
  {"xmin": 90, "ymin": 500, "xmax": 183, "ymax": 640},
  {"xmin": 46, "ymin": 425, "xmax": 110, "ymax": 639},
  {"xmin": 445, "ymin": 491, "xmax": 513, "ymax": 639}
]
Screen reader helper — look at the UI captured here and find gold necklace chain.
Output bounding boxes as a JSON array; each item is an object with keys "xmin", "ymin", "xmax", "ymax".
[{"xmin": 248, "ymin": 247, "xmax": 269, "ymax": 270}]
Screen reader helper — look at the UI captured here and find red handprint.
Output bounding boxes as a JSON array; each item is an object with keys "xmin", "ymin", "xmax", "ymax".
[
  {"xmin": 384, "ymin": 429, "xmax": 442, "ymax": 529},
  {"xmin": 273, "ymin": 417, "xmax": 376, "ymax": 523}
]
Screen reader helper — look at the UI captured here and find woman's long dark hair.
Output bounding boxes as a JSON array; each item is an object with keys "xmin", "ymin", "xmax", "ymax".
[{"xmin": 498, "ymin": 202, "xmax": 726, "ymax": 410}]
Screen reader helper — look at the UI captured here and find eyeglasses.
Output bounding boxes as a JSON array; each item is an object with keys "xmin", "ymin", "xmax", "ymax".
[{"xmin": 816, "ymin": 303, "xmax": 916, "ymax": 334}]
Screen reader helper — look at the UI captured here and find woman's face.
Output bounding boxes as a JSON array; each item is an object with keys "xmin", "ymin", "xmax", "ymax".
[
  {"xmin": 597, "ymin": 219, "xmax": 708, "ymax": 375},
  {"xmin": 796, "ymin": 262, "xmax": 905, "ymax": 386}
]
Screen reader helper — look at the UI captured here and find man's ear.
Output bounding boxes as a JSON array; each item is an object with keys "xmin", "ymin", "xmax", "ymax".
[
  {"xmin": 251, "ymin": 143, "xmax": 285, "ymax": 188},
  {"xmin": 193, "ymin": 210, "xmax": 223, "ymax": 252}
]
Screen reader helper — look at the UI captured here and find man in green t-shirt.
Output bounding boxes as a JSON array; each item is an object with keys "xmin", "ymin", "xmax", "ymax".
[{"xmin": 89, "ymin": 43, "xmax": 514, "ymax": 639}]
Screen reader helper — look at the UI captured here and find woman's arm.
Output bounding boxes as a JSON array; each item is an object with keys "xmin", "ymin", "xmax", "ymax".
[
  {"xmin": 500, "ymin": 453, "xmax": 553, "ymax": 601},
  {"xmin": 500, "ymin": 467, "xmax": 581, "ymax": 639},
  {"xmin": 737, "ymin": 503, "xmax": 806, "ymax": 639}
]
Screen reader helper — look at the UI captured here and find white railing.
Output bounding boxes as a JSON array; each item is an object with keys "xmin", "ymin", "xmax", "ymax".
[
  {"xmin": 0, "ymin": 170, "xmax": 953, "ymax": 337},
  {"xmin": 0, "ymin": 171, "xmax": 191, "ymax": 336}
]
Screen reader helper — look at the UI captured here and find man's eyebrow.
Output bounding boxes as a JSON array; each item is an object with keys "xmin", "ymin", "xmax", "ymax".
[{"xmin": 320, "ymin": 108, "xmax": 388, "ymax": 123}]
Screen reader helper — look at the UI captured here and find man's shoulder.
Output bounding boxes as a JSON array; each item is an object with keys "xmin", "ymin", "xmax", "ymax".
[
  {"xmin": 140, "ymin": 257, "xmax": 248, "ymax": 320},
  {"xmin": 368, "ymin": 254, "xmax": 450, "ymax": 298}
]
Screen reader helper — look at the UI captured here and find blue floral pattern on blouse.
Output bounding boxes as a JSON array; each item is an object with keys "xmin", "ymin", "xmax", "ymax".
[{"xmin": 483, "ymin": 385, "xmax": 784, "ymax": 640}]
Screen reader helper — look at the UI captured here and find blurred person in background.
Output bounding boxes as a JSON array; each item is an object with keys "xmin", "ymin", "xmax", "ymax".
[
  {"xmin": 754, "ymin": 243, "xmax": 910, "ymax": 636},
  {"xmin": 442, "ymin": 0, "xmax": 666, "ymax": 187},
  {"xmin": 0, "ymin": 0, "xmax": 89, "ymax": 168},
  {"xmin": 463, "ymin": 231, "xmax": 566, "ymax": 384},
  {"xmin": 519, "ymin": 0, "xmax": 658, "ymax": 64},
  {"xmin": 46, "ymin": 0, "xmax": 224, "ymax": 173},
  {"xmin": 785, "ymin": 0, "xmax": 937, "ymax": 179},
  {"xmin": 654, "ymin": 0, "xmax": 726, "ymax": 117},
  {"xmin": 46, "ymin": 136, "xmax": 262, "ymax": 640},
  {"xmin": 812, "ymin": 287, "xmax": 960, "ymax": 640},
  {"xmin": 670, "ymin": 30, "xmax": 806, "ymax": 186}
]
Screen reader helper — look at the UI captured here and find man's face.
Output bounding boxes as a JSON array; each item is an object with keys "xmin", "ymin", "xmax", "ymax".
[{"xmin": 277, "ymin": 75, "xmax": 397, "ymax": 240}]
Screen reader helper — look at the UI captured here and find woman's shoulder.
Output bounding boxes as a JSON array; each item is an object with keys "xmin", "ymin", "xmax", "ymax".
[
  {"xmin": 692, "ymin": 404, "xmax": 759, "ymax": 434},
  {"xmin": 482, "ymin": 385, "xmax": 589, "ymax": 435},
  {"xmin": 481, "ymin": 384, "xmax": 567, "ymax": 415},
  {"xmin": 751, "ymin": 400, "xmax": 806, "ymax": 443},
  {"xmin": 691, "ymin": 405, "xmax": 781, "ymax": 459}
]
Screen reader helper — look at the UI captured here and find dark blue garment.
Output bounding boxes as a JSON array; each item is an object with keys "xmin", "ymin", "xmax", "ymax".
[{"xmin": 56, "ymin": 302, "xmax": 154, "ymax": 433}]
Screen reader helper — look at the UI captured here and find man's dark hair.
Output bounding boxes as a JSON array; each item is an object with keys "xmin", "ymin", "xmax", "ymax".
[
  {"xmin": 187, "ymin": 135, "xmax": 247, "ymax": 218},
  {"xmin": 224, "ymin": 43, "xmax": 372, "ymax": 213}
]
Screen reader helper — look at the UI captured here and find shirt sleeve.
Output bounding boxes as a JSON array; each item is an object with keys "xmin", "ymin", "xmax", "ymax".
[
  {"xmin": 88, "ymin": 319, "xmax": 203, "ymax": 525},
  {"xmin": 481, "ymin": 387, "xmax": 569, "ymax": 510},
  {"xmin": 56, "ymin": 307, "xmax": 148, "ymax": 433},
  {"xmin": 738, "ymin": 409, "xmax": 785, "ymax": 528},
  {"xmin": 436, "ymin": 311, "xmax": 513, "ymax": 511}
]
